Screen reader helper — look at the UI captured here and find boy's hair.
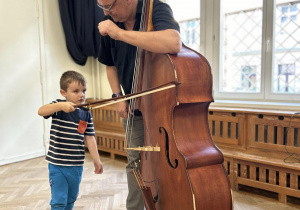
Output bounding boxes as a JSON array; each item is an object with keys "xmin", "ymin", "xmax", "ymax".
[{"xmin": 60, "ymin": 71, "xmax": 87, "ymax": 91}]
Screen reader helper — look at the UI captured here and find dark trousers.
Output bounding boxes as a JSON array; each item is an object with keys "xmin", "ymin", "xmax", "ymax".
[{"xmin": 122, "ymin": 116, "xmax": 145, "ymax": 210}]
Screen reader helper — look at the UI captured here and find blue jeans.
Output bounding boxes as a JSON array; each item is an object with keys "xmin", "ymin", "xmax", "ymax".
[{"xmin": 48, "ymin": 163, "xmax": 83, "ymax": 210}]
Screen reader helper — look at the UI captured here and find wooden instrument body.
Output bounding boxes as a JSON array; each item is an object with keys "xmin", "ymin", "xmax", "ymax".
[{"xmin": 137, "ymin": 45, "xmax": 232, "ymax": 209}]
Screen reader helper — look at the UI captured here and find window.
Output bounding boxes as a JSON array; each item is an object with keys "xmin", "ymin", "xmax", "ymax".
[
  {"xmin": 166, "ymin": 0, "xmax": 200, "ymax": 52},
  {"xmin": 220, "ymin": 0, "xmax": 263, "ymax": 94},
  {"xmin": 167, "ymin": 0, "xmax": 300, "ymax": 104},
  {"xmin": 274, "ymin": 1, "xmax": 300, "ymax": 96}
]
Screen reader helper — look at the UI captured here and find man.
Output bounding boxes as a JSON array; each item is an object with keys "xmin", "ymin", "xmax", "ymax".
[{"xmin": 97, "ymin": 0, "xmax": 181, "ymax": 209}]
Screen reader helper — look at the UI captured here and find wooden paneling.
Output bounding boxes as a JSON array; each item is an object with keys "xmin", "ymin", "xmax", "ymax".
[
  {"xmin": 210, "ymin": 107, "xmax": 300, "ymax": 204},
  {"xmin": 88, "ymin": 100, "xmax": 127, "ymax": 159}
]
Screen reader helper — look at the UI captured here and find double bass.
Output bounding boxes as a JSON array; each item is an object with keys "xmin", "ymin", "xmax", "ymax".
[{"xmin": 128, "ymin": 0, "xmax": 233, "ymax": 209}]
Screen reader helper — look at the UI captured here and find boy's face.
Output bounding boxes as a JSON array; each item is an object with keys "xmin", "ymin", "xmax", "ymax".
[{"xmin": 60, "ymin": 81, "xmax": 87, "ymax": 105}]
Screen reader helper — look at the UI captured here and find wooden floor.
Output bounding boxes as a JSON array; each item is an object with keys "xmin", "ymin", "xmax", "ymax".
[{"xmin": 0, "ymin": 152, "xmax": 300, "ymax": 210}]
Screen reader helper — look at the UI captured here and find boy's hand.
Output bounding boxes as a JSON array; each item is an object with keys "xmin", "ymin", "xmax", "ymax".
[
  {"xmin": 38, "ymin": 101, "xmax": 76, "ymax": 116},
  {"xmin": 94, "ymin": 160, "xmax": 103, "ymax": 174},
  {"xmin": 60, "ymin": 102, "xmax": 76, "ymax": 113}
]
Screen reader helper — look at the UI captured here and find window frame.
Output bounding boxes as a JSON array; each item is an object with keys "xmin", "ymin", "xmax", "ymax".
[{"xmin": 203, "ymin": 0, "xmax": 300, "ymax": 105}]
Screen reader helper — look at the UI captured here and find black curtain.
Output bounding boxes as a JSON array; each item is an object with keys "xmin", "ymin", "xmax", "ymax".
[{"xmin": 58, "ymin": 0, "xmax": 104, "ymax": 65}]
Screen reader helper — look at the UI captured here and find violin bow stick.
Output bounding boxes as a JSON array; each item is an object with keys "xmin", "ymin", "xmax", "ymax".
[{"xmin": 75, "ymin": 81, "xmax": 181, "ymax": 110}]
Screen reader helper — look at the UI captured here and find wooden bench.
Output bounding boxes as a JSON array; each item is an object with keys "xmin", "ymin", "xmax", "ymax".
[
  {"xmin": 88, "ymin": 100, "xmax": 127, "ymax": 159},
  {"xmin": 209, "ymin": 107, "xmax": 300, "ymax": 204},
  {"xmin": 89, "ymin": 100, "xmax": 300, "ymax": 204}
]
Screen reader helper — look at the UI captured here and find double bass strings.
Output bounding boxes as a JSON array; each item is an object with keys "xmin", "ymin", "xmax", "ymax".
[
  {"xmin": 133, "ymin": 166, "xmax": 160, "ymax": 203},
  {"xmin": 125, "ymin": 0, "xmax": 148, "ymax": 165},
  {"xmin": 132, "ymin": 167, "xmax": 146, "ymax": 190},
  {"xmin": 132, "ymin": 164, "xmax": 159, "ymax": 194},
  {"xmin": 125, "ymin": 1, "xmax": 160, "ymax": 202}
]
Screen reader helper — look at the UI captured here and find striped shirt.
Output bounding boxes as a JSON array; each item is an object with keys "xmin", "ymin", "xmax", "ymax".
[{"xmin": 44, "ymin": 99, "xmax": 95, "ymax": 166}]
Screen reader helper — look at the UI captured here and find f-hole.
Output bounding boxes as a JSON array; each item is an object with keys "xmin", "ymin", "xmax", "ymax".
[{"xmin": 159, "ymin": 127, "xmax": 178, "ymax": 169}]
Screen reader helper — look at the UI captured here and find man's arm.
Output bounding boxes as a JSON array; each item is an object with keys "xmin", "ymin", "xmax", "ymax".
[
  {"xmin": 106, "ymin": 65, "xmax": 122, "ymax": 94},
  {"xmin": 106, "ymin": 66, "xmax": 130, "ymax": 118},
  {"xmin": 119, "ymin": 29, "xmax": 181, "ymax": 54},
  {"xmin": 98, "ymin": 20, "xmax": 181, "ymax": 54}
]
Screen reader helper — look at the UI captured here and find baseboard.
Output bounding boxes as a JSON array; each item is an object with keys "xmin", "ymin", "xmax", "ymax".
[{"xmin": 0, "ymin": 150, "xmax": 46, "ymax": 166}]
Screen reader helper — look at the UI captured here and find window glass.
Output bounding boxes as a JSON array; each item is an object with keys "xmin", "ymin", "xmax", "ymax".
[
  {"xmin": 220, "ymin": 0, "xmax": 263, "ymax": 93},
  {"xmin": 274, "ymin": 0, "xmax": 300, "ymax": 94},
  {"xmin": 166, "ymin": 0, "xmax": 200, "ymax": 52}
]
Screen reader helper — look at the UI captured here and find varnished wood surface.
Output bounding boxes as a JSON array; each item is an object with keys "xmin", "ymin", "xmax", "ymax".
[{"xmin": 0, "ymin": 152, "xmax": 299, "ymax": 210}]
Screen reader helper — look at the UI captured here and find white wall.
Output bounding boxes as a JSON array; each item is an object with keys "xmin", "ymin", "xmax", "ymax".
[
  {"xmin": 0, "ymin": 0, "xmax": 110, "ymax": 165},
  {"xmin": 0, "ymin": 0, "xmax": 45, "ymax": 165}
]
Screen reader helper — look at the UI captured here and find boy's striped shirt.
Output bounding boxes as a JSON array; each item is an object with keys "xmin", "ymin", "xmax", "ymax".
[{"xmin": 44, "ymin": 99, "xmax": 95, "ymax": 166}]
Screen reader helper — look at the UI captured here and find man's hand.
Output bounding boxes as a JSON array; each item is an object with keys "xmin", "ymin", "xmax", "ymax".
[
  {"xmin": 98, "ymin": 19, "xmax": 122, "ymax": 40},
  {"xmin": 115, "ymin": 100, "xmax": 132, "ymax": 118}
]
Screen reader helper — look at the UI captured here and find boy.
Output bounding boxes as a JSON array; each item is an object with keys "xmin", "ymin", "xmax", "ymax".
[{"xmin": 38, "ymin": 70, "xmax": 103, "ymax": 210}]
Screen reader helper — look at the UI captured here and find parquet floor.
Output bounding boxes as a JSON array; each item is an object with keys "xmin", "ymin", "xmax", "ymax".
[{"xmin": 0, "ymin": 152, "xmax": 299, "ymax": 210}]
